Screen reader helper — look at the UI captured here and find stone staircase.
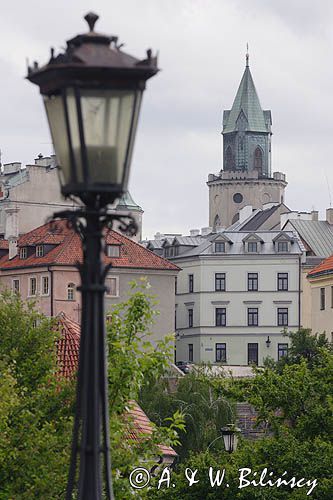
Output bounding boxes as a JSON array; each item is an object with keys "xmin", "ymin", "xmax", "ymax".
[{"xmin": 236, "ymin": 402, "xmax": 266, "ymax": 440}]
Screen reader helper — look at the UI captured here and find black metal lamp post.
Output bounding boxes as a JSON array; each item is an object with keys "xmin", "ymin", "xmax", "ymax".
[
  {"xmin": 27, "ymin": 12, "xmax": 158, "ymax": 499},
  {"xmin": 221, "ymin": 424, "xmax": 241, "ymax": 453}
]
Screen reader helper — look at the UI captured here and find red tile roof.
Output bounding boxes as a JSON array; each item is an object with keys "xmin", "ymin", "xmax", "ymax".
[
  {"xmin": 308, "ymin": 254, "xmax": 333, "ymax": 278},
  {"xmin": 55, "ymin": 314, "xmax": 176, "ymax": 459},
  {"xmin": 55, "ymin": 312, "xmax": 80, "ymax": 379},
  {"xmin": 0, "ymin": 239, "xmax": 8, "ymax": 250},
  {"xmin": 1, "ymin": 219, "xmax": 179, "ymax": 272}
]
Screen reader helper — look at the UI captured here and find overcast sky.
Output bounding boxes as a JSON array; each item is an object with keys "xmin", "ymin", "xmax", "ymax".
[{"xmin": 2, "ymin": 0, "xmax": 333, "ymax": 238}]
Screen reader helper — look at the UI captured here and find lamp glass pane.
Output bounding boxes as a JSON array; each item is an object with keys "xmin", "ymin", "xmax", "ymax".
[
  {"xmin": 222, "ymin": 433, "xmax": 232, "ymax": 452},
  {"xmin": 66, "ymin": 89, "xmax": 83, "ymax": 182},
  {"xmin": 44, "ymin": 94, "xmax": 71, "ymax": 185},
  {"xmin": 80, "ymin": 89, "xmax": 141, "ymax": 186}
]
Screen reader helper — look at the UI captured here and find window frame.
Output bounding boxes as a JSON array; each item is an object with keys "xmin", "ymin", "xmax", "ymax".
[
  {"xmin": 36, "ymin": 245, "xmax": 44, "ymax": 257},
  {"xmin": 12, "ymin": 278, "xmax": 20, "ymax": 294},
  {"xmin": 28, "ymin": 276, "xmax": 37, "ymax": 297},
  {"xmin": 320, "ymin": 287, "xmax": 325, "ymax": 310},
  {"xmin": 67, "ymin": 283, "xmax": 76, "ymax": 301},
  {"xmin": 188, "ymin": 308, "xmax": 193, "ymax": 328},
  {"xmin": 214, "ymin": 241, "xmax": 226, "ymax": 253},
  {"xmin": 277, "ymin": 307, "xmax": 288, "ymax": 326},
  {"xmin": 277, "ymin": 272, "xmax": 288, "ymax": 291},
  {"xmin": 105, "ymin": 276, "xmax": 119, "ymax": 297},
  {"xmin": 215, "ymin": 272, "xmax": 226, "ymax": 292},
  {"xmin": 215, "ymin": 343, "xmax": 226, "ymax": 363},
  {"xmin": 277, "ymin": 241, "xmax": 289, "ymax": 253},
  {"xmin": 278, "ymin": 343, "xmax": 288, "ymax": 360},
  {"xmin": 247, "ymin": 272, "xmax": 258, "ymax": 291},
  {"xmin": 20, "ymin": 247, "xmax": 27, "ymax": 259},
  {"xmin": 248, "ymin": 343, "xmax": 259, "ymax": 365},
  {"xmin": 247, "ymin": 241, "xmax": 258, "ymax": 253},
  {"xmin": 106, "ymin": 244, "xmax": 120, "ymax": 258},
  {"xmin": 188, "ymin": 274, "xmax": 194, "ymax": 293},
  {"xmin": 247, "ymin": 307, "xmax": 258, "ymax": 326},
  {"xmin": 188, "ymin": 343, "xmax": 193, "ymax": 362},
  {"xmin": 215, "ymin": 307, "xmax": 226, "ymax": 327},
  {"xmin": 41, "ymin": 275, "xmax": 49, "ymax": 296}
]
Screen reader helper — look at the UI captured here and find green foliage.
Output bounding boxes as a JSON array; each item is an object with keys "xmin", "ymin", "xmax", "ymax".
[
  {"xmin": 0, "ymin": 284, "xmax": 181, "ymax": 499},
  {"xmin": 140, "ymin": 367, "xmax": 234, "ymax": 460}
]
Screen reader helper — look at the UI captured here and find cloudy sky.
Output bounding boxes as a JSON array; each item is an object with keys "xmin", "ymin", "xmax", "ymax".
[{"xmin": 2, "ymin": 0, "xmax": 333, "ymax": 238}]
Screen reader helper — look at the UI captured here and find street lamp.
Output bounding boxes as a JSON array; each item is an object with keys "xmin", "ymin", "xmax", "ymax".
[
  {"xmin": 221, "ymin": 424, "xmax": 241, "ymax": 453},
  {"xmin": 266, "ymin": 335, "xmax": 271, "ymax": 348},
  {"xmin": 27, "ymin": 12, "xmax": 158, "ymax": 500}
]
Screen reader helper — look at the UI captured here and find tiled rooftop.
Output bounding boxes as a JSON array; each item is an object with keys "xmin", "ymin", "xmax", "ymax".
[{"xmin": 308, "ymin": 254, "xmax": 333, "ymax": 278}]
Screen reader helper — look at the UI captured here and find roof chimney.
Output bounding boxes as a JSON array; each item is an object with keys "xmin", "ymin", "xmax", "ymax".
[
  {"xmin": 8, "ymin": 237, "xmax": 17, "ymax": 259},
  {"xmin": 311, "ymin": 210, "xmax": 319, "ymax": 221},
  {"xmin": 326, "ymin": 208, "xmax": 333, "ymax": 225},
  {"xmin": 190, "ymin": 229, "xmax": 200, "ymax": 237}
]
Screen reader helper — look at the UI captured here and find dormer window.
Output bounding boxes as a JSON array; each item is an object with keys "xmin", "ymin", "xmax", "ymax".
[
  {"xmin": 36, "ymin": 245, "xmax": 44, "ymax": 257},
  {"xmin": 165, "ymin": 246, "xmax": 178, "ymax": 258},
  {"xmin": 215, "ymin": 242, "xmax": 226, "ymax": 253},
  {"xmin": 20, "ymin": 247, "xmax": 27, "ymax": 259},
  {"xmin": 106, "ymin": 245, "xmax": 120, "ymax": 258},
  {"xmin": 247, "ymin": 241, "xmax": 258, "ymax": 253},
  {"xmin": 277, "ymin": 241, "xmax": 289, "ymax": 253}
]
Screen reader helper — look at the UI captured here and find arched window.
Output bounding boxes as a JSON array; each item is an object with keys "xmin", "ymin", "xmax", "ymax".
[
  {"xmin": 225, "ymin": 146, "xmax": 233, "ymax": 170},
  {"xmin": 254, "ymin": 147, "xmax": 263, "ymax": 171},
  {"xmin": 214, "ymin": 214, "xmax": 221, "ymax": 229},
  {"xmin": 67, "ymin": 283, "xmax": 75, "ymax": 301}
]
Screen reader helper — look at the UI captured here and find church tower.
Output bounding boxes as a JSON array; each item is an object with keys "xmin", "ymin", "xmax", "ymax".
[{"xmin": 208, "ymin": 53, "xmax": 287, "ymax": 228}]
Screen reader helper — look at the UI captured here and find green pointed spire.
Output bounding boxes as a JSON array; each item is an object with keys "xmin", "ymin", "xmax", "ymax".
[{"xmin": 223, "ymin": 62, "xmax": 268, "ymax": 134}]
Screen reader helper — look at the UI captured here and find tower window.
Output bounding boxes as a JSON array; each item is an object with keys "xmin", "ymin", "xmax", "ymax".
[
  {"xmin": 254, "ymin": 147, "xmax": 263, "ymax": 171},
  {"xmin": 233, "ymin": 192, "xmax": 243, "ymax": 204},
  {"xmin": 225, "ymin": 146, "xmax": 233, "ymax": 169}
]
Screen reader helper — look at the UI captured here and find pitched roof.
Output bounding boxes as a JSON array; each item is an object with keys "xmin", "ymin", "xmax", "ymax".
[
  {"xmin": 54, "ymin": 315, "xmax": 176, "ymax": 459},
  {"xmin": 223, "ymin": 64, "xmax": 269, "ymax": 134},
  {"xmin": 1, "ymin": 220, "xmax": 179, "ymax": 272},
  {"xmin": 241, "ymin": 204, "xmax": 281, "ymax": 231},
  {"xmin": 308, "ymin": 254, "xmax": 333, "ymax": 278},
  {"xmin": 0, "ymin": 239, "xmax": 9, "ymax": 250},
  {"xmin": 284, "ymin": 219, "xmax": 333, "ymax": 257},
  {"xmin": 55, "ymin": 312, "xmax": 80, "ymax": 379}
]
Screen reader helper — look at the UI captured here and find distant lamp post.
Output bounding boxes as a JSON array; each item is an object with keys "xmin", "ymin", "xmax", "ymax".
[
  {"xmin": 266, "ymin": 335, "xmax": 271, "ymax": 348},
  {"xmin": 221, "ymin": 424, "xmax": 241, "ymax": 453},
  {"xmin": 27, "ymin": 12, "xmax": 158, "ymax": 500}
]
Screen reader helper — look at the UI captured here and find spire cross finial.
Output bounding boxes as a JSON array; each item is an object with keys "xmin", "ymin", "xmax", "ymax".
[{"xmin": 246, "ymin": 43, "xmax": 249, "ymax": 67}]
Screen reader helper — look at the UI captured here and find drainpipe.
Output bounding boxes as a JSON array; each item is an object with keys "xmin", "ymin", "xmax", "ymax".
[
  {"xmin": 48, "ymin": 266, "xmax": 54, "ymax": 317},
  {"xmin": 298, "ymin": 255, "xmax": 301, "ymax": 330}
]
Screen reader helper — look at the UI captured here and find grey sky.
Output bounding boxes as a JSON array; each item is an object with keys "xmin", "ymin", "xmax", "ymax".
[{"xmin": 1, "ymin": 0, "xmax": 333, "ymax": 238}]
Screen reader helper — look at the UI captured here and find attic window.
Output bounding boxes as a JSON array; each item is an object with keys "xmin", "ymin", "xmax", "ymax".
[
  {"xmin": 36, "ymin": 245, "xmax": 44, "ymax": 257},
  {"xmin": 20, "ymin": 247, "xmax": 27, "ymax": 259},
  {"xmin": 165, "ymin": 246, "xmax": 178, "ymax": 258},
  {"xmin": 247, "ymin": 242, "xmax": 258, "ymax": 253},
  {"xmin": 106, "ymin": 245, "xmax": 120, "ymax": 258},
  {"xmin": 277, "ymin": 241, "xmax": 289, "ymax": 253},
  {"xmin": 214, "ymin": 242, "xmax": 226, "ymax": 253}
]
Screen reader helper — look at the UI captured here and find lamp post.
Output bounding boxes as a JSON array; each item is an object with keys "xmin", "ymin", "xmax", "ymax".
[
  {"xmin": 221, "ymin": 424, "xmax": 241, "ymax": 453},
  {"xmin": 27, "ymin": 12, "xmax": 158, "ymax": 499}
]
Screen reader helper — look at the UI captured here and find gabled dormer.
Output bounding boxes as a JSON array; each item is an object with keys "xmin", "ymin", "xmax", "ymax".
[
  {"xmin": 272, "ymin": 232, "xmax": 293, "ymax": 253},
  {"xmin": 242, "ymin": 233, "xmax": 264, "ymax": 254},
  {"xmin": 211, "ymin": 233, "xmax": 233, "ymax": 254}
]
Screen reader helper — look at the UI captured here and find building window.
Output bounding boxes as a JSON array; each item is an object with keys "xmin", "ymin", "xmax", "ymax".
[
  {"xmin": 41, "ymin": 276, "xmax": 49, "ymax": 295},
  {"xmin": 277, "ymin": 307, "xmax": 288, "ymax": 326},
  {"xmin": 175, "ymin": 310, "xmax": 177, "ymax": 329},
  {"xmin": 175, "ymin": 277, "xmax": 178, "ymax": 294},
  {"xmin": 277, "ymin": 273, "xmax": 288, "ymax": 291},
  {"xmin": 214, "ymin": 241, "xmax": 225, "ymax": 253},
  {"xmin": 331, "ymin": 287, "xmax": 333, "ymax": 308},
  {"xmin": 188, "ymin": 308, "xmax": 193, "ymax": 328},
  {"xmin": 106, "ymin": 277, "xmax": 118, "ymax": 297},
  {"xmin": 29, "ymin": 277, "xmax": 37, "ymax": 296},
  {"xmin": 248, "ymin": 343, "xmax": 258, "ymax": 365},
  {"xmin": 277, "ymin": 241, "xmax": 289, "ymax": 253},
  {"xmin": 278, "ymin": 343, "xmax": 288, "ymax": 360},
  {"xmin": 248, "ymin": 307, "xmax": 258, "ymax": 326},
  {"xmin": 106, "ymin": 245, "xmax": 120, "ymax": 257},
  {"xmin": 36, "ymin": 245, "xmax": 44, "ymax": 257},
  {"xmin": 188, "ymin": 344, "xmax": 193, "ymax": 362},
  {"xmin": 67, "ymin": 283, "xmax": 75, "ymax": 301},
  {"xmin": 254, "ymin": 147, "xmax": 263, "ymax": 171},
  {"xmin": 12, "ymin": 279, "xmax": 20, "ymax": 294},
  {"xmin": 248, "ymin": 273, "xmax": 258, "ymax": 291},
  {"xmin": 247, "ymin": 241, "xmax": 258, "ymax": 253},
  {"xmin": 215, "ymin": 273, "xmax": 226, "ymax": 291},
  {"xmin": 188, "ymin": 274, "xmax": 194, "ymax": 293},
  {"xmin": 216, "ymin": 343, "xmax": 226, "ymax": 362},
  {"xmin": 20, "ymin": 247, "xmax": 27, "ymax": 259},
  {"xmin": 320, "ymin": 287, "xmax": 325, "ymax": 310},
  {"xmin": 215, "ymin": 308, "xmax": 226, "ymax": 327},
  {"xmin": 225, "ymin": 146, "xmax": 233, "ymax": 169}
]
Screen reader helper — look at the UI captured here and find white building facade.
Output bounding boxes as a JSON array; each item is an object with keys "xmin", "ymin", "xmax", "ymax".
[{"xmin": 169, "ymin": 231, "xmax": 303, "ymax": 366}]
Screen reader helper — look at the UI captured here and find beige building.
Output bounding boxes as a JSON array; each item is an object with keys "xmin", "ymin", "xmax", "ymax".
[
  {"xmin": 307, "ymin": 255, "xmax": 333, "ymax": 341},
  {"xmin": 0, "ymin": 220, "xmax": 179, "ymax": 344}
]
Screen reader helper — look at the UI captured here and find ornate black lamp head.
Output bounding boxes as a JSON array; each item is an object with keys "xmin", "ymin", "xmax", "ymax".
[
  {"xmin": 27, "ymin": 12, "xmax": 158, "ymax": 206},
  {"xmin": 221, "ymin": 424, "xmax": 241, "ymax": 453}
]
